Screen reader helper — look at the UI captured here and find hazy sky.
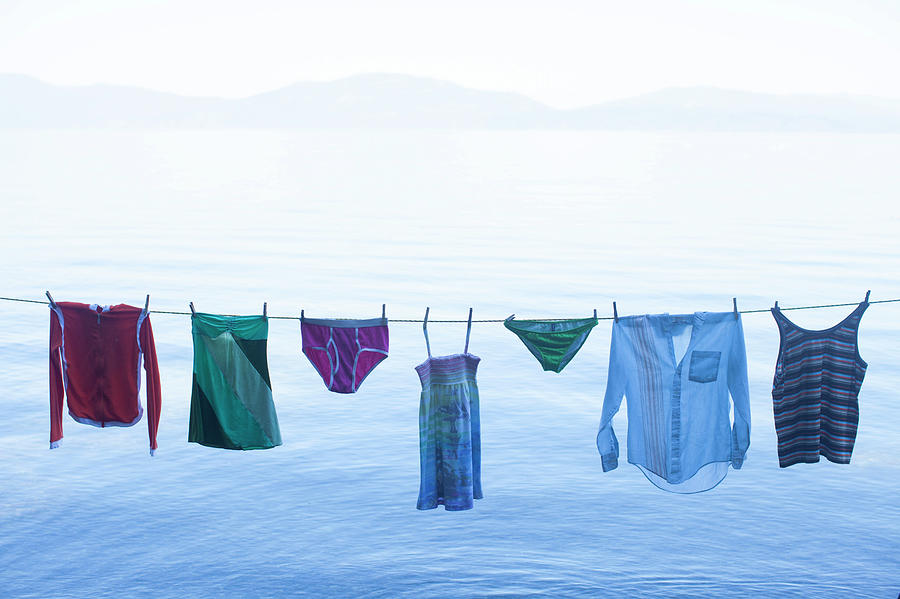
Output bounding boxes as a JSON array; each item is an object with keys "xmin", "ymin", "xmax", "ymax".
[{"xmin": 1, "ymin": 0, "xmax": 898, "ymax": 107}]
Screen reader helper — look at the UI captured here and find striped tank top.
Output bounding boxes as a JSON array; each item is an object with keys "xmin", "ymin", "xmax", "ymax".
[{"xmin": 771, "ymin": 299, "xmax": 868, "ymax": 467}]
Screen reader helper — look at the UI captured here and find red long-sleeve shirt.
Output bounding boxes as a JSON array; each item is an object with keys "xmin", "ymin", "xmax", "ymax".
[{"xmin": 49, "ymin": 302, "xmax": 161, "ymax": 454}]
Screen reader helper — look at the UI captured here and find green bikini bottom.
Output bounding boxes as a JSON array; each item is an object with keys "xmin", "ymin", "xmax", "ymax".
[{"xmin": 504, "ymin": 316, "xmax": 598, "ymax": 373}]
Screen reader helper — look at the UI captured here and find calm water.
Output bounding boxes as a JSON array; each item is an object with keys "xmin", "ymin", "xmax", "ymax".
[{"xmin": 0, "ymin": 130, "xmax": 898, "ymax": 598}]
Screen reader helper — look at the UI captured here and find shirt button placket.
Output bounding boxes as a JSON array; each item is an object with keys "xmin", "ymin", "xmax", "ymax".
[{"xmin": 670, "ymin": 366, "xmax": 683, "ymax": 481}]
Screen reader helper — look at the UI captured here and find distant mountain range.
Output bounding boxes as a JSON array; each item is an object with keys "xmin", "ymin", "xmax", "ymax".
[{"xmin": 3, "ymin": 72, "xmax": 900, "ymax": 131}]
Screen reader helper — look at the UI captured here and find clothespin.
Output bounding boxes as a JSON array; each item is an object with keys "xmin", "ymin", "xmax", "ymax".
[
  {"xmin": 593, "ymin": 308, "xmax": 597, "ymax": 319},
  {"xmin": 865, "ymin": 290, "xmax": 871, "ymax": 302},
  {"xmin": 505, "ymin": 314, "xmax": 515, "ymax": 322},
  {"xmin": 423, "ymin": 307, "xmax": 430, "ymax": 330},
  {"xmin": 733, "ymin": 297, "xmax": 738, "ymax": 319},
  {"xmin": 263, "ymin": 302, "xmax": 267, "ymax": 317},
  {"xmin": 189, "ymin": 302, "xmax": 196, "ymax": 316},
  {"xmin": 774, "ymin": 300, "xmax": 779, "ymax": 310},
  {"xmin": 144, "ymin": 295, "xmax": 150, "ymax": 313},
  {"xmin": 382, "ymin": 304, "xmax": 386, "ymax": 319},
  {"xmin": 613, "ymin": 301, "xmax": 618, "ymax": 323},
  {"xmin": 45, "ymin": 291, "xmax": 56, "ymax": 308},
  {"xmin": 300, "ymin": 308, "xmax": 305, "ymax": 320}
]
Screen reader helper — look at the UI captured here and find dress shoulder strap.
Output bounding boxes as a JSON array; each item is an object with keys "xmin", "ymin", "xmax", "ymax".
[
  {"xmin": 464, "ymin": 308, "xmax": 473, "ymax": 354},
  {"xmin": 423, "ymin": 307, "xmax": 432, "ymax": 358}
]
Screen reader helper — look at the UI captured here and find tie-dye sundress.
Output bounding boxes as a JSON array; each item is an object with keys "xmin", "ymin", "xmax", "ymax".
[{"xmin": 415, "ymin": 316, "xmax": 482, "ymax": 510}]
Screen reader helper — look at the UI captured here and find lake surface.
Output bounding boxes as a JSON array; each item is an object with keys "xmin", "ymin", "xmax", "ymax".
[{"xmin": 0, "ymin": 130, "xmax": 898, "ymax": 598}]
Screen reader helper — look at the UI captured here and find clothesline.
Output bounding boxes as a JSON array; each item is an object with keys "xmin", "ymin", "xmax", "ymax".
[
  {"xmin": 1, "ymin": 294, "xmax": 898, "ymax": 322},
  {"xmin": 36, "ymin": 290, "xmax": 882, "ymax": 495}
]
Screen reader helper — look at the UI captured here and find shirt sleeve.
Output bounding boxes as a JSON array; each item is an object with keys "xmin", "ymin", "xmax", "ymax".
[
  {"xmin": 596, "ymin": 322, "xmax": 626, "ymax": 472},
  {"xmin": 140, "ymin": 315, "xmax": 162, "ymax": 455},
  {"xmin": 49, "ymin": 308, "xmax": 65, "ymax": 449},
  {"xmin": 728, "ymin": 316, "xmax": 751, "ymax": 469}
]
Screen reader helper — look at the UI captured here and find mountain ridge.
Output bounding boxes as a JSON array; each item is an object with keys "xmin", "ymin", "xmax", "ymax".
[{"xmin": 3, "ymin": 72, "xmax": 899, "ymax": 131}]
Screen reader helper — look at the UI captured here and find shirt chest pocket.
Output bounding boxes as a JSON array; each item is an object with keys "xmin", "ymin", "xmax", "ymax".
[{"xmin": 688, "ymin": 350, "xmax": 721, "ymax": 383}]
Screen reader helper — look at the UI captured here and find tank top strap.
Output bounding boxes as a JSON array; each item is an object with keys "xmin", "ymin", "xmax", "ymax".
[
  {"xmin": 770, "ymin": 306, "xmax": 793, "ymax": 335},
  {"xmin": 846, "ymin": 300, "xmax": 869, "ymax": 328}
]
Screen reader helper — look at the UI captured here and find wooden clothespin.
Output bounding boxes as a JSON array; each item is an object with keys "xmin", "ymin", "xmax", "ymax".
[
  {"xmin": 505, "ymin": 314, "xmax": 515, "ymax": 322},
  {"xmin": 423, "ymin": 307, "xmax": 430, "ymax": 330},
  {"xmin": 613, "ymin": 301, "xmax": 619, "ymax": 323},
  {"xmin": 263, "ymin": 302, "xmax": 267, "ymax": 317},
  {"xmin": 45, "ymin": 290, "xmax": 57, "ymax": 308},
  {"xmin": 774, "ymin": 300, "xmax": 779, "ymax": 310},
  {"xmin": 189, "ymin": 302, "xmax": 196, "ymax": 316},
  {"xmin": 864, "ymin": 290, "xmax": 871, "ymax": 302},
  {"xmin": 300, "ymin": 308, "xmax": 305, "ymax": 320},
  {"xmin": 733, "ymin": 297, "xmax": 738, "ymax": 319},
  {"xmin": 382, "ymin": 304, "xmax": 386, "ymax": 319},
  {"xmin": 144, "ymin": 295, "xmax": 150, "ymax": 313},
  {"xmin": 593, "ymin": 308, "xmax": 597, "ymax": 319}
]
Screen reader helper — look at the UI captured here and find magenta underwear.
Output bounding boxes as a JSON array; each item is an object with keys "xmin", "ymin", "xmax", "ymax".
[{"xmin": 301, "ymin": 316, "xmax": 389, "ymax": 393}]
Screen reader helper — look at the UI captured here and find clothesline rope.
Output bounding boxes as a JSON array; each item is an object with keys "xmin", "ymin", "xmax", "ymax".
[{"xmin": 1, "ymin": 295, "xmax": 898, "ymax": 323}]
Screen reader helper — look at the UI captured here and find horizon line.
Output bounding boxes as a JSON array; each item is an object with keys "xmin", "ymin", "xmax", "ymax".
[{"xmin": 4, "ymin": 71, "xmax": 900, "ymax": 110}]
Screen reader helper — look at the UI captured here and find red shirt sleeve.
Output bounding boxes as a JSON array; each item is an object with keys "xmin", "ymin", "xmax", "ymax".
[
  {"xmin": 49, "ymin": 308, "xmax": 65, "ymax": 448},
  {"xmin": 140, "ymin": 315, "xmax": 162, "ymax": 454}
]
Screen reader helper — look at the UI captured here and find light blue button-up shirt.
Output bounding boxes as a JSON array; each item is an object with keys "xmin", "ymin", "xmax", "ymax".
[{"xmin": 596, "ymin": 311, "xmax": 751, "ymax": 493}]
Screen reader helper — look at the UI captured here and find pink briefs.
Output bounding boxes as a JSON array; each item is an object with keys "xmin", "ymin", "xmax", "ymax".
[{"xmin": 301, "ymin": 316, "xmax": 389, "ymax": 394}]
